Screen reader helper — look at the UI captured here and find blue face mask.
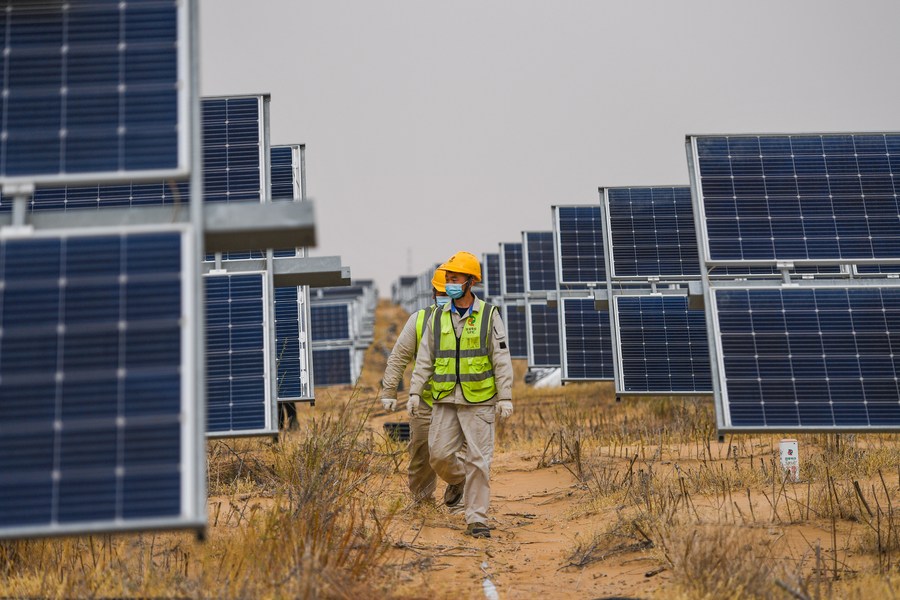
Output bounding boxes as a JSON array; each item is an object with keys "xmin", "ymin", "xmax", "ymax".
[
  {"xmin": 445, "ymin": 283, "xmax": 465, "ymax": 299},
  {"xmin": 435, "ymin": 296, "xmax": 451, "ymax": 307}
]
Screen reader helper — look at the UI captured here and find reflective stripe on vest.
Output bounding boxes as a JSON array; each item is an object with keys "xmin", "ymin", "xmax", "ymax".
[
  {"xmin": 414, "ymin": 305, "xmax": 435, "ymax": 405},
  {"xmin": 430, "ymin": 301, "xmax": 497, "ymax": 403}
]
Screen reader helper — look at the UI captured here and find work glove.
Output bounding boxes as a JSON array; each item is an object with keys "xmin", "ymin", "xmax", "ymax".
[
  {"xmin": 407, "ymin": 395, "xmax": 420, "ymax": 417},
  {"xmin": 380, "ymin": 398, "xmax": 397, "ymax": 412},
  {"xmin": 496, "ymin": 400, "xmax": 513, "ymax": 419}
]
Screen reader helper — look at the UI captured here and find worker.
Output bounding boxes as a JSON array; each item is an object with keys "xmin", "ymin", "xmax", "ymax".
[
  {"xmin": 408, "ymin": 251, "xmax": 514, "ymax": 539},
  {"xmin": 380, "ymin": 267, "xmax": 450, "ymax": 504}
]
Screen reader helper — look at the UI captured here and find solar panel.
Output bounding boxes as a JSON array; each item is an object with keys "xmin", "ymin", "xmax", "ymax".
[
  {"xmin": 205, "ymin": 272, "xmax": 275, "ymax": 436},
  {"xmin": 554, "ymin": 205, "xmax": 607, "ymax": 284},
  {"xmin": 274, "ymin": 285, "xmax": 313, "ymax": 401},
  {"xmin": 526, "ymin": 303, "xmax": 561, "ymax": 367},
  {"xmin": 500, "ymin": 243, "xmax": 525, "ymax": 296},
  {"xmin": 0, "ymin": 227, "xmax": 202, "ymax": 538},
  {"xmin": 312, "ymin": 347, "xmax": 357, "ymax": 387},
  {"xmin": 202, "ymin": 96, "xmax": 268, "ymax": 204},
  {"xmin": 310, "ymin": 303, "xmax": 352, "ymax": 343},
  {"xmin": 603, "ymin": 186, "xmax": 700, "ymax": 279},
  {"xmin": 560, "ymin": 297, "xmax": 614, "ymax": 380},
  {"xmin": 14, "ymin": 95, "xmax": 266, "ymax": 213},
  {"xmin": 711, "ymin": 284, "xmax": 900, "ymax": 431},
  {"xmin": 688, "ymin": 133, "xmax": 900, "ymax": 266},
  {"xmin": 523, "ymin": 231, "xmax": 557, "ymax": 292},
  {"xmin": 0, "ymin": 0, "xmax": 192, "ymax": 186},
  {"xmin": 270, "ymin": 143, "xmax": 304, "ymax": 202},
  {"xmin": 482, "ymin": 253, "xmax": 501, "ymax": 300},
  {"xmin": 502, "ymin": 303, "xmax": 528, "ymax": 359},
  {"xmin": 613, "ymin": 295, "xmax": 712, "ymax": 394}
]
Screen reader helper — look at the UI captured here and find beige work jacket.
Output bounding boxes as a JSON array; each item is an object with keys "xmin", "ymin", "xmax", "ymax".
[{"xmin": 380, "ymin": 311, "xmax": 421, "ymax": 400}]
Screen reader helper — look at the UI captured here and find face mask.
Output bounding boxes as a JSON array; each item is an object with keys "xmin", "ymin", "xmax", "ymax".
[
  {"xmin": 445, "ymin": 283, "xmax": 465, "ymax": 299},
  {"xmin": 435, "ymin": 296, "xmax": 451, "ymax": 307}
]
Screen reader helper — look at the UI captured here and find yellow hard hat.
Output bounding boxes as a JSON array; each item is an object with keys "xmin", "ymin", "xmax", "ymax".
[
  {"xmin": 431, "ymin": 267, "xmax": 447, "ymax": 293},
  {"xmin": 440, "ymin": 251, "xmax": 482, "ymax": 283}
]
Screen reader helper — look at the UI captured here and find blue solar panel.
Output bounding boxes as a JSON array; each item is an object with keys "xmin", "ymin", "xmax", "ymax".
[
  {"xmin": 523, "ymin": 232, "xmax": 557, "ymax": 292},
  {"xmin": 714, "ymin": 286, "xmax": 900, "ymax": 429},
  {"xmin": 605, "ymin": 186, "xmax": 701, "ymax": 278},
  {"xmin": 527, "ymin": 303, "xmax": 561, "ymax": 367},
  {"xmin": 691, "ymin": 133, "xmax": 900, "ymax": 264},
  {"xmin": 561, "ymin": 298, "xmax": 614, "ymax": 380},
  {"xmin": 313, "ymin": 347, "xmax": 354, "ymax": 386},
  {"xmin": 270, "ymin": 145, "xmax": 298, "ymax": 201},
  {"xmin": 555, "ymin": 206, "xmax": 607, "ymax": 284},
  {"xmin": 13, "ymin": 96, "xmax": 265, "ymax": 214},
  {"xmin": 0, "ymin": 0, "xmax": 190, "ymax": 184},
  {"xmin": 614, "ymin": 295, "xmax": 712, "ymax": 393},
  {"xmin": 205, "ymin": 273, "xmax": 270, "ymax": 435},
  {"xmin": 503, "ymin": 304, "xmax": 528, "ymax": 359},
  {"xmin": 500, "ymin": 243, "xmax": 525, "ymax": 296},
  {"xmin": 0, "ymin": 228, "xmax": 196, "ymax": 537},
  {"xmin": 202, "ymin": 97, "xmax": 266, "ymax": 204},
  {"xmin": 482, "ymin": 253, "xmax": 501, "ymax": 299},
  {"xmin": 274, "ymin": 286, "xmax": 312, "ymax": 400},
  {"xmin": 311, "ymin": 304, "xmax": 351, "ymax": 342}
]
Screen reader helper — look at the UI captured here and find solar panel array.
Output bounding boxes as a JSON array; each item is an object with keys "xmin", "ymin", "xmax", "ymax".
[
  {"xmin": 0, "ymin": 3, "xmax": 207, "ymax": 540},
  {"xmin": 712, "ymin": 286, "xmax": 900, "ymax": 429},
  {"xmin": 555, "ymin": 205, "xmax": 607, "ymax": 284},
  {"xmin": 600, "ymin": 186, "xmax": 713, "ymax": 395},
  {"xmin": 605, "ymin": 186, "xmax": 700, "ymax": 278},
  {"xmin": 523, "ymin": 232, "xmax": 557, "ymax": 292},
  {"xmin": 690, "ymin": 133, "xmax": 900, "ymax": 266},
  {"xmin": 205, "ymin": 272, "xmax": 273, "ymax": 436},
  {"xmin": 7, "ymin": 96, "xmax": 266, "ymax": 214},
  {"xmin": 308, "ymin": 283, "xmax": 377, "ymax": 387},
  {"xmin": 503, "ymin": 303, "xmax": 529, "ymax": 360},
  {"xmin": 500, "ymin": 242, "xmax": 525, "ymax": 296},
  {"xmin": 0, "ymin": 226, "xmax": 199, "ymax": 536},
  {"xmin": 482, "ymin": 253, "xmax": 502, "ymax": 301},
  {"xmin": 527, "ymin": 303, "xmax": 561, "ymax": 367},
  {"xmin": 560, "ymin": 297, "xmax": 615, "ymax": 380},
  {"xmin": 614, "ymin": 295, "xmax": 711, "ymax": 393},
  {"xmin": 0, "ymin": 0, "xmax": 190, "ymax": 185},
  {"xmin": 688, "ymin": 131, "xmax": 900, "ymax": 432}
]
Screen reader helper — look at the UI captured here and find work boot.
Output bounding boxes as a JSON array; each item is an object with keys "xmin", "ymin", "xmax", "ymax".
[
  {"xmin": 465, "ymin": 522, "xmax": 491, "ymax": 539},
  {"xmin": 443, "ymin": 481, "xmax": 464, "ymax": 508}
]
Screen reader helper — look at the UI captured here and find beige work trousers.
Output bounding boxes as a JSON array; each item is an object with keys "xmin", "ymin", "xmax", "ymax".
[
  {"xmin": 408, "ymin": 402, "xmax": 436, "ymax": 502},
  {"xmin": 429, "ymin": 402, "xmax": 495, "ymax": 525}
]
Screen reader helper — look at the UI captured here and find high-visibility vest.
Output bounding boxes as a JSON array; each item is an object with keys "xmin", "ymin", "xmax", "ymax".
[
  {"xmin": 414, "ymin": 306, "xmax": 435, "ymax": 406},
  {"xmin": 430, "ymin": 301, "xmax": 498, "ymax": 403}
]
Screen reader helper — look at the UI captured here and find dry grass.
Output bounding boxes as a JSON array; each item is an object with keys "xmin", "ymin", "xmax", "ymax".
[{"xmin": 0, "ymin": 402, "xmax": 402, "ymax": 599}]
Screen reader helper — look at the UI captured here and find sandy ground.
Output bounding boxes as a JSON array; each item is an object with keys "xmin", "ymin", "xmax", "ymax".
[{"xmin": 305, "ymin": 300, "xmax": 885, "ymax": 599}]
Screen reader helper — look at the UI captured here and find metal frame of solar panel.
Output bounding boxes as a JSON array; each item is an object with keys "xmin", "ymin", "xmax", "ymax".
[
  {"xmin": 0, "ymin": 0, "xmax": 193, "ymax": 187},
  {"xmin": 598, "ymin": 186, "xmax": 712, "ymax": 396},
  {"xmin": 552, "ymin": 205, "xmax": 614, "ymax": 381},
  {"xmin": 0, "ymin": 224, "xmax": 205, "ymax": 539},
  {"xmin": 521, "ymin": 231, "xmax": 560, "ymax": 368},
  {"xmin": 205, "ymin": 270, "xmax": 277, "ymax": 438},
  {"xmin": 687, "ymin": 132, "xmax": 900, "ymax": 433}
]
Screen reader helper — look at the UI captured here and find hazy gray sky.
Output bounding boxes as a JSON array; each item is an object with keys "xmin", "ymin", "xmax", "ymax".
[{"xmin": 199, "ymin": 1, "xmax": 900, "ymax": 295}]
